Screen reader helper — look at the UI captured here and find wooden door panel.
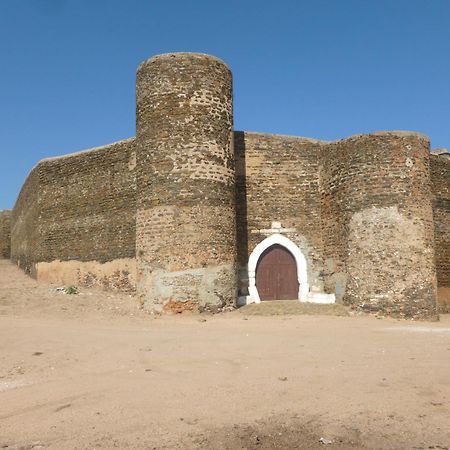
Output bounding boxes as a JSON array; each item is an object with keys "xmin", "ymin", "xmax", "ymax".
[
  {"xmin": 256, "ymin": 265, "xmax": 273, "ymax": 300},
  {"xmin": 255, "ymin": 244, "xmax": 299, "ymax": 301},
  {"xmin": 278, "ymin": 265, "xmax": 298, "ymax": 299}
]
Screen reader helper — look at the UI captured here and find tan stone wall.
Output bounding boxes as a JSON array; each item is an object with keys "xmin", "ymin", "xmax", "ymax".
[
  {"xmin": 135, "ymin": 53, "xmax": 237, "ymax": 312},
  {"xmin": 11, "ymin": 167, "xmax": 40, "ymax": 275},
  {"xmin": 10, "ymin": 138, "xmax": 137, "ymax": 291},
  {"xmin": 8, "ymin": 51, "xmax": 445, "ymax": 320},
  {"xmin": 38, "ymin": 139, "xmax": 136, "ymax": 265},
  {"xmin": 36, "ymin": 258, "xmax": 136, "ymax": 291},
  {"xmin": 0, "ymin": 210, "xmax": 11, "ymax": 259},
  {"xmin": 430, "ymin": 155, "xmax": 450, "ymax": 312},
  {"xmin": 234, "ymin": 130, "xmax": 440, "ymax": 319},
  {"xmin": 234, "ymin": 131, "xmax": 326, "ymax": 297},
  {"xmin": 320, "ymin": 132, "xmax": 437, "ymax": 319}
]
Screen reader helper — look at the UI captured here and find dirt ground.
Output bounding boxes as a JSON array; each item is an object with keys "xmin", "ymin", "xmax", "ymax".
[{"xmin": 1, "ymin": 260, "xmax": 450, "ymax": 450}]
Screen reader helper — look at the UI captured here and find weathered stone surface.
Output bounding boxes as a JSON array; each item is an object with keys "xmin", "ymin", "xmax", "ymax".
[
  {"xmin": 234, "ymin": 132, "xmax": 326, "ymax": 297},
  {"xmin": 430, "ymin": 153, "xmax": 450, "ymax": 312},
  {"xmin": 0, "ymin": 210, "xmax": 11, "ymax": 259},
  {"xmin": 38, "ymin": 139, "xmax": 136, "ymax": 265},
  {"xmin": 11, "ymin": 167, "xmax": 39, "ymax": 275},
  {"xmin": 36, "ymin": 258, "xmax": 136, "ymax": 292},
  {"xmin": 135, "ymin": 53, "xmax": 237, "ymax": 311},
  {"xmin": 6, "ymin": 52, "xmax": 449, "ymax": 319},
  {"xmin": 321, "ymin": 133, "xmax": 437, "ymax": 319},
  {"xmin": 11, "ymin": 138, "xmax": 137, "ymax": 289}
]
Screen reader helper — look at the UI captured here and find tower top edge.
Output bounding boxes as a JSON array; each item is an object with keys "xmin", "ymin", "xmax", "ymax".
[{"xmin": 137, "ymin": 52, "xmax": 231, "ymax": 72}]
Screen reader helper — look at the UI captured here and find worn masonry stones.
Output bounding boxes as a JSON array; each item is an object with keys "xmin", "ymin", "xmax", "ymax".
[
  {"xmin": 0, "ymin": 210, "xmax": 11, "ymax": 259},
  {"xmin": 11, "ymin": 139, "xmax": 137, "ymax": 288},
  {"xmin": 6, "ymin": 52, "xmax": 450, "ymax": 319},
  {"xmin": 234, "ymin": 132, "xmax": 325, "ymax": 298},
  {"xmin": 430, "ymin": 153, "xmax": 450, "ymax": 312},
  {"xmin": 321, "ymin": 132, "xmax": 437, "ymax": 319},
  {"xmin": 135, "ymin": 53, "xmax": 237, "ymax": 312}
]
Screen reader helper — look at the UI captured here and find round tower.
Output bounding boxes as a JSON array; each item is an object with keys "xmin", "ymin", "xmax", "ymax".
[
  {"xmin": 322, "ymin": 131, "xmax": 437, "ymax": 319},
  {"xmin": 135, "ymin": 53, "xmax": 237, "ymax": 312}
]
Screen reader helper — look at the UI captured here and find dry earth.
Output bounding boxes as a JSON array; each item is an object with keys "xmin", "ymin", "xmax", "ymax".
[{"xmin": 0, "ymin": 260, "xmax": 450, "ymax": 449}]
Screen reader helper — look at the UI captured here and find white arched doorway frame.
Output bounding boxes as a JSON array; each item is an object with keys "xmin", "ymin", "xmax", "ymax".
[{"xmin": 248, "ymin": 234, "xmax": 309, "ymax": 304}]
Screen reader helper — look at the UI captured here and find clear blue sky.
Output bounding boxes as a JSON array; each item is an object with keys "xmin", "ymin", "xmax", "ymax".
[{"xmin": 1, "ymin": 0, "xmax": 449, "ymax": 209}]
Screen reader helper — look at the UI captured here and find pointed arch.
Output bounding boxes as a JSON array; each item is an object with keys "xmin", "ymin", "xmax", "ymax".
[{"xmin": 248, "ymin": 234, "xmax": 309, "ymax": 304}]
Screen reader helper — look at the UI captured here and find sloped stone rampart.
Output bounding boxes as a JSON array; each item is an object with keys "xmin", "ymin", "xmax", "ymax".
[
  {"xmin": 0, "ymin": 210, "xmax": 11, "ymax": 259},
  {"xmin": 38, "ymin": 139, "xmax": 136, "ymax": 264},
  {"xmin": 10, "ymin": 138, "xmax": 137, "ymax": 290},
  {"xmin": 11, "ymin": 167, "xmax": 39, "ymax": 275}
]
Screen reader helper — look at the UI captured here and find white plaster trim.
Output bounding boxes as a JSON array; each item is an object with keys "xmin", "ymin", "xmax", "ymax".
[
  {"xmin": 303, "ymin": 292, "xmax": 336, "ymax": 304},
  {"xmin": 245, "ymin": 233, "xmax": 336, "ymax": 305},
  {"xmin": 247, "ymin": 234, "xmax": 309, "ymax": 304}
]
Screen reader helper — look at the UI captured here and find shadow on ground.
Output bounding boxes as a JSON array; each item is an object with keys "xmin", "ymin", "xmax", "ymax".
[{"xmin": 182, "ymin": 414, "xmax": 365, "ymax": 449}]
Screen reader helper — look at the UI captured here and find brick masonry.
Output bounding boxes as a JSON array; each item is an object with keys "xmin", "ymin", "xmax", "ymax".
[{"xmin": 6, "ymin": 52, "xmax": 450, "ymax": 319}]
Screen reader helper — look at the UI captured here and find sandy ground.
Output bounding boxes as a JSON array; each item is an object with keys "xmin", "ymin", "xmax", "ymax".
[{"xmin": 1, "ymin": 260, "xmax": 450, "ymax": 450}]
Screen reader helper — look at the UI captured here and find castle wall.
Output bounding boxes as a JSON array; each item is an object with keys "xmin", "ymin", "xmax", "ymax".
[
  {"xmin": 321, "ymin": 132, "xmax": 437, "ymax": 319},
  {"xmin": 235, "ymin": 131, "xmax": 326, "ymax": 297},
  {"xmin": 430, "ymin": 155, "xmax": 450, "ymax": 311},
  {"xmin": 0, "ymin": 210, "xmax": 12, "ymax": 259},
  {"xmin": 11, "ymin": 138, "xmax": 137, "ymax": 291},
  {"xmin": 11, "ymin": 167, "xmax": 40, "ymax": 275},
  {"xmin": 7, "ymin": 51, "xmax": 446, "ymax": 319},
  {"xmin": 135, "ymin": 53, "xmax": 237, "ymax": 312}
]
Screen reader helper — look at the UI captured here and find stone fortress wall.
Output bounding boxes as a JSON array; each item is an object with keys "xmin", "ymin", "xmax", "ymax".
[
  {"xmin": 234, "ymin": 132, "xmax": 326, "ymax": 301},
  {"xmin": 235, "ymin": 131, "xmax": 445, "ymax": 319},
  {"xmin": 430, "ymin": 153, "xmax": 450, "ymax": 311},
  {"xmin": 9, "ymin": 167, "xmax": 39, "ymax": 275},
  {"xmin": 9, "ymin": 139, "xmax": 137, "ymax": 291},
  {"xmin": 135, "ymin": 53, "xmax": 236, "ymax": 313},
  {"xmin": 0, "ymin": 210, "xmax": 11, "ymax": 259},
  {"xmin": 320, "ymin": 132, "xmax": 437, "ymax": 319},
  {"xmin": 3, "ymin": 52, "xmax": 450, "ymax": 319}
]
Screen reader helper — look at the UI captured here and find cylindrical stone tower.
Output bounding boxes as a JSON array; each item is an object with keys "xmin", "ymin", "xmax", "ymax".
[
  {"xmin": 322, "ymin": 131, "xmax": 437, "ymax": 319},
  {"xmin": 135, "ymin": 53, "xmax": 237, "ymax": 313}
]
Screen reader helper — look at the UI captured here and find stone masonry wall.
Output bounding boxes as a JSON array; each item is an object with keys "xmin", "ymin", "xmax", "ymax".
[
  {"xmin": 10, "ymin": 167, "xmax": 40, "ymax": 275},
  {"xmin": 135, "ymin": 53, "xmax": 237, "ymax": 312},
  {"xmin": 11, "ymin": 138, "xmax": 137, "ymax": 290},
  {"xmin": 8, "ymin": 51, "xmax": 446, "ymax": 320},
  {"xmin": 0, "ymin": 210, "xmax": 12, "ymax": 259},
  {"xmin": 235, "ymin": 131, "xmax": 326, "ymax": 298},
  {"xmin": 430, "ymin": 155, "xmax": 450, "ymax": 287},
  {"xmin": 321, "ymin": 132, "xmax": 437, "ymax": 319},
  {"xmin": 430, "ymin": 155, "xmax": 450, "ymax": 312}
]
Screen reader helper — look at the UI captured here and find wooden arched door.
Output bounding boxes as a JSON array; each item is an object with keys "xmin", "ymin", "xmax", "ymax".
[{"xmin": 255, "ymin": 244, "xmax": 299, "ymax": 300}]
